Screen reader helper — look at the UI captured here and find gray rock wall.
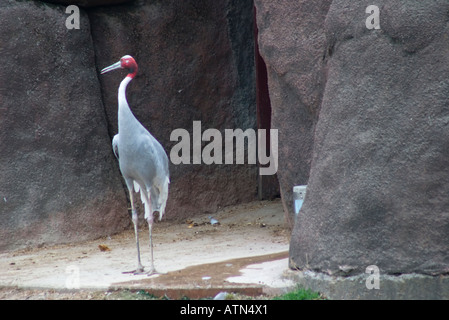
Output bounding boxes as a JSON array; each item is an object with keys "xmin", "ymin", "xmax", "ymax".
[
  {"xmin": 0, "ymin": 1, "xmax": 129, "ymax": 250},
  {"xmin": 89, "ymin": 0, "xmax": 258, "ymax": 220},
  {"xmin": 269, "ymin": 0, "xmax": 449, "ymax": 276},
  {"xmin": 254, "ymin": 0, "xmax": 332, "ymax": 226},
  {"xmin": 0, "ymin": 0, "xmax": 259, "ymax": 251}
]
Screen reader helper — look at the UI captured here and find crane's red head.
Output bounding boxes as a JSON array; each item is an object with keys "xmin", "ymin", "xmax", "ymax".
[{"xmin": 101, "ymin": 55, "xmax": 138, "ymax": 79}]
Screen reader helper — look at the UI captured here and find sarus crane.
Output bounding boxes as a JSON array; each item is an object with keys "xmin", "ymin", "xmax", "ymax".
[{"xmin": 101, "ymin": 55, "xmax": 170, "ymax": 275}]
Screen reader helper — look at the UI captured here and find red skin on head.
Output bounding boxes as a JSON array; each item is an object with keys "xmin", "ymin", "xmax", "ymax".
[{"xmin": 121, "ymin": 57, "xmax": 138, "ymax": 79}]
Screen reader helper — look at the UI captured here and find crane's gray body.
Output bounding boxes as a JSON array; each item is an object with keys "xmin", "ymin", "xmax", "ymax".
[
  {"xmin": 113, "ymin": 76, "xmax": 170, "ymax": 220},
  {"xmin": 103, "ymin": 62, "xmax": 169, "ymax": 274}
]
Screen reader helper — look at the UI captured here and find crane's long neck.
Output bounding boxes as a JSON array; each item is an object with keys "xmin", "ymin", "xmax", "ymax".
[{"xmin": 118, "ymin": 76, "xmax": 138, "ymax": 134}]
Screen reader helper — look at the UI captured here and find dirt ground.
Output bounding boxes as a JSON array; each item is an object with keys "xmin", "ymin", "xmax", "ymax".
[{"xmin": 0, "ymin": 199, "xmax": 294, "ymax": 300}]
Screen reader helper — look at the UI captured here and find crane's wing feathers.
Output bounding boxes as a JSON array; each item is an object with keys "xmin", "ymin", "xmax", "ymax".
[
  {"xmin": 115, "ymin": 128, "xmax": 170, "ymax": 220},
  {"xmin": 133, "ymin": 181, "xmax": 140, "ymax": 193},
  {"xmin": 140, "ymin": 131, "xmax": 170, "ymax": 176},
  {"xmin": 112, "ymin": 134, "xmax": 119, "ymax": 160}
]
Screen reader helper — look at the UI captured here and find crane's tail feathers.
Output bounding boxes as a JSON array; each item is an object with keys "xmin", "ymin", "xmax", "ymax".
[
  {"xmin": 133, "ymin": 178, "xmax": 169, "ymax": 221},
  {"xmin": 133, "ymin": 181, "xmax": 140, "ymax": 193},
  {"xmin": 143, "ymin": 199, "xmax": 151, "ymax": 221},
  {"xmin": 158, "ymin": 177, "xmax": 170, "ymax": 221},
  {"xmin": 134, "ymin": 183, "xmax": 151, "ymax": 221},
  {"xmin": 133, "ymin": 182, "xmax": 149, "ymax": 216}
]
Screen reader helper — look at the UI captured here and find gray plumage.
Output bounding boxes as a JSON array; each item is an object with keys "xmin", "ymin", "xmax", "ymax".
[{"xmin": 101, "ymin": 55, "xmax": 169, "ymax": 275}]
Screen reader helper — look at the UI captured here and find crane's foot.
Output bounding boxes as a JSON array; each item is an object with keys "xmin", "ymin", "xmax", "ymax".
[
  {"xmin": 122, "ymin": 269, "xmax": 146, "ymax": 275},
  {"xmin": 145, "ymin": 266, "xmax": 165, "ymax": 276},
  {"xmin": 122, "ymin": 265, "xmax": 145, "ymax": 275}
]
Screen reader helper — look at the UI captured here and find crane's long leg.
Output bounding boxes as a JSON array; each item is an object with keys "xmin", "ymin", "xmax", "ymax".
[
  {"xmin": 123, "ymin": 190, "xmax": 145, "ymax": 274},
  {"xmin": 146, "ymin": 211, "xmax": 157, "ymax": 275},
  {"xmin": 144, "ymin": 191, "xmax": 159, "ymax": 275}
]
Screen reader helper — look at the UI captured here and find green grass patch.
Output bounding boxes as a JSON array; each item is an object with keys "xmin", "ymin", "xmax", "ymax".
[{"xmin": 272, "ymin": 286, "xmax": 323, "ymax": 300}]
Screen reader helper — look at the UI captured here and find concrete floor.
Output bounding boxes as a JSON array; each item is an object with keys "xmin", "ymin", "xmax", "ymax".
[{"xmin": 0, "ymin": 199, "xmax": 295, "ymax": 299}]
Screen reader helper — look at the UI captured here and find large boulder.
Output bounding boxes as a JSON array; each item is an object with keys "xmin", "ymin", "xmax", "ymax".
[
  {"xmin": 89, "ymin": 0, "xmax": 259, "ymax": 221},
  {"xmin": 254, "ymin": 0, "xmax": 332, "ymax": 226},
  {"xmin": 0, "ymin": 1, "xmax": 129, "ymax": 251},
  {"xmin": 290, "ymin": 1, "xmax": 449, "ymax": 276}
]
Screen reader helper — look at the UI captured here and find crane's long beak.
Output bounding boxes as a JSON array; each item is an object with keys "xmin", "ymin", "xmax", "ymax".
[{"xmin": 101, "ymin": 61, "xmax": 122, "ymax": 74}]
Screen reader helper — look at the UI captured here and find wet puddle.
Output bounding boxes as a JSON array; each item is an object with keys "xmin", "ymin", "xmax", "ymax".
[{"xmin": 111, "ymin": 251, "xmax": 289, "ymax": 299}]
